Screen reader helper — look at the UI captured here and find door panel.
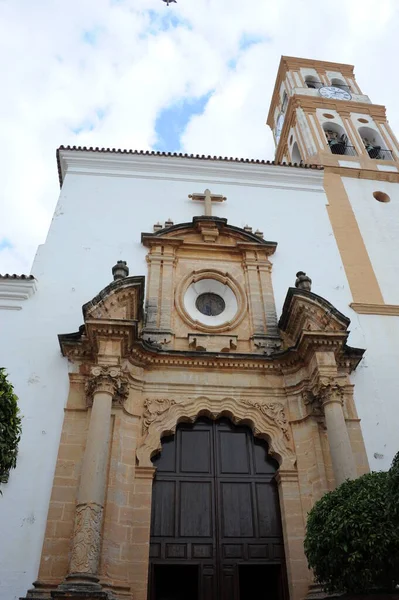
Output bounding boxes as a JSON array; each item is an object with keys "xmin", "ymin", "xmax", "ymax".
[
  {"xmin": 219, "ymin": 430, "xmax": 250, "ymax": 474},
  {"xmin": 180, "ymin": 430, "xmax": 211, "ymax": 473},
  {"xmin": 179, "ymin": 481, "xmax": 213, "ymax": 537},
  {"xmin": 151, "ymin": 481, "xmax": 175, "ymax": 537},
  {"xmin": 150, "ymin": 417, "xmax": 285, "ymax": 600},
  {"xmin": 220, "ymin": 482, "xmax": 254, "ymax": 537}
]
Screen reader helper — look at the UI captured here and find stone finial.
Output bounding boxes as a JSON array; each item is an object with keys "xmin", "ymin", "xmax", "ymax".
[
  {"xmin": 112, "ymin": 260, "xmax": 129, "ymax": 281},
  {"xmin": 295, "ymin": 271, "xmax": 312, "ymax": 291},
  {"xmin": 164, "ymin": 218, "xmax": 174, "ymax": 227},
  {"xmin": 244, "ymin": 225, "xmax": 253, "ymax": 233},
  {"xmin": 255, "ymin": 229, "xmax": 264, "ymax": 238},
  {"xmin": 153, "ymin": 222, "xmax": 163, "ymax": 232}
]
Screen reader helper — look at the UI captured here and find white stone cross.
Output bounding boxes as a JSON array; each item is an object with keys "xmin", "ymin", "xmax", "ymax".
[{"xmin": 189, "ymin": 189, "xmax": 227, "ymax": 216}]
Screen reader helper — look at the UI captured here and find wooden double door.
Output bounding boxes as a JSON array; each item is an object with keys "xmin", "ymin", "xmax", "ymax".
[{"xmin": 149, "ymin": 417, "xmax": 286, "ymax": 600}]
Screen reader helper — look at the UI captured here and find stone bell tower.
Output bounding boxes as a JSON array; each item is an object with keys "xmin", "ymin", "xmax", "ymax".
[{"xmin": 267, "ymin": 56, "xmax": 399, "ymax": 171}]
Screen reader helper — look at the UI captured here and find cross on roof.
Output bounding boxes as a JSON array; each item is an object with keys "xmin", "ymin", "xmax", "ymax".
[{"xmin": 188, "ymin": 189, "xmax": 227, "ymax": 217}]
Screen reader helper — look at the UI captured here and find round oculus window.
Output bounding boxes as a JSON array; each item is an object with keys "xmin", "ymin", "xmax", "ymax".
[{"xmin": 195, "ymin": 292, "xmax": 225, "ymax": 316}]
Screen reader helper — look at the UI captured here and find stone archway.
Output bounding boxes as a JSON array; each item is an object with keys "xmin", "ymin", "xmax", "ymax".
[
  {"xmin": 136, "ymin": 396, "xmax": 296, "ymax": 471},
  {"xmin": 136, "ymin": 396, "xmax": 309, "ymax": 600},
  {"xmin": 148, "ymin": 416, "xmax": 287, "ymax": 600}
]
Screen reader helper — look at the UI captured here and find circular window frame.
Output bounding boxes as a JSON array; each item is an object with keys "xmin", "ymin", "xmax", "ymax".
[
  {"xmin": 323, "ymin": 113, "xmax": 335, "ymax": 119},
  {"xmin": 175, "ymin": 269, "xmax": 247, "ymax": 332},
  {"xmin": 358, "ymin": 118, "xmax": 369, "ymax": 124},
  {"xmin": 373, "ymin": 191, "xmax": 390, "ymax": 203}
]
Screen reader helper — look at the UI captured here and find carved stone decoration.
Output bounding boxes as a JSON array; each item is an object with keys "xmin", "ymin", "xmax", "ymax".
[
  {"xmin": 112, "ymin": 260, "xmax": 129, "ymax": 281},
  {"xmin": 85, "ymin": 366, "xmax": 129, "ymax": 406},
  {"xmin": 306, "ymin": 377, "xmax": 345, "ymax": 407},
  {"xmin": 241, "ymin": 399, "xmax": 291, "ymax": 441},
  {"xmin": 142, "ymin": 398, "xmax": 177, "ymax": 434},
  {"xmin": 137, "ymin": 396, "xmax": 295, "ymax": 471},
  {"xmin": 69, "ymin": 502, "xmax": 103, "ymax": 575},
  {"xmin": 295, "ymin": 271, "xmax": 312, "ymax": 291}
]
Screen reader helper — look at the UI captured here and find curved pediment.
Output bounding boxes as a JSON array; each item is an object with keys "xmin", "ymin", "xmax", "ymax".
[
  {"xmin": 83, "ymin": 275, "xmax": 144, "ymax": 321},
  {"xmin": 58, "ymin": 276, "xmax": 144, "ymax": 359},
  {"xmin": 279, "ymin": 287, "xmax": 350, "ymax": 340},
  {"xmin": 141, "ymin": 217, "xmax": 277, "ymax": 253}
]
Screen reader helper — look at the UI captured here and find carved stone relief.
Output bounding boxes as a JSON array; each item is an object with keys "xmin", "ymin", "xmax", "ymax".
[
  {"xmin": 137, "ymin": 396, "xmax": 295, "ymax": 470},
  {"xmin": 69, "ymin": 502, "xmax": 103, "ymax": 575}
]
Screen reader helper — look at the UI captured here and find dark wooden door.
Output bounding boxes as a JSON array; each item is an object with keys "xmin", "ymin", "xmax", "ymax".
[{"xmin": 149, "ymin": 417, "xmax": 285, "ymax": 600}]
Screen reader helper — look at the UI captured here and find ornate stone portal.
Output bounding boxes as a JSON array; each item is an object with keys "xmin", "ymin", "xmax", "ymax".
[{"xmin": 25, "ymin": 214, "xmax": 369, "ymax": 600}]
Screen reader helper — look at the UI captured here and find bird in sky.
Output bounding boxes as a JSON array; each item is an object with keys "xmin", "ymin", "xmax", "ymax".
[{"xmin": 162, "ymin": 0, "xmax": 177, "ymax": 5}]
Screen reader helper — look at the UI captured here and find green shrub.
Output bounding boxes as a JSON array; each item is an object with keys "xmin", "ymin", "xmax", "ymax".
[
  {"xmin": 0, "ymin": 368, "xmax": 22, "ymax": 487},
  {"xmin": 388, "ymin": 451, "xmax": 399, "ymax": 522},
  {"xmin": 304, "ymin": 471, "xmax": 399, "ymax": 594}
]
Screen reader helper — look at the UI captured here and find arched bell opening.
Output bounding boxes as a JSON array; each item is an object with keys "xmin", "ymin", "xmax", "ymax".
[
  {"xmin": 322, "ymin": 121, "xmax": 355, "ymax": 156},
  {"xmin": 330, "ymin": 77, "xmax": 351, "ymax": 92},
  {"xmin": 304, "ymin": 75, "xmax": 322, "ymax": 89},
  {"xmin": 291, "ymin": 141, "xmax": 302, "ymax": 164},
  {"xmin": 148, "ymin": 416, "xmax": 288, "ymax": 600},
  {"xmin": 358, "ymin": 125, "xmax": 391, "ymax": 160}
]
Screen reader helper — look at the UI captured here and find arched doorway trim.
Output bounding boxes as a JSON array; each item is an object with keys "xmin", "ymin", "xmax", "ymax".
[{"xmin": 136, "ymin": 395, "xmax": 296, "ymax": 470}]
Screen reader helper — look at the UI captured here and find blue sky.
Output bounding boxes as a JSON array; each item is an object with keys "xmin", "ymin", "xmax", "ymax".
[
  {"xmin": 1, "ymin": 0, "xmax": 398, "ymax": 274},
  {"xmin": 154, "ymin": 92, "xmax": 212, "ymax": 152}
]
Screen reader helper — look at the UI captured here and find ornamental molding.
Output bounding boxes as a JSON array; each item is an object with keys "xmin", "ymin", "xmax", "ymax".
[
  {"xmin": 0, "ymin": 277, "xmax": 37, "ymax": 311},
  {"xmin": 85, "ymin": 367, "xmax": 129, "ymax": 406},
  {"xmin": 57, "ymin": 150, "xmax": 325, "ymax": 194},
  {"xmin": 69, "ymin": 502, "xmax": 103, "ymax": 575},
  {"xmin": 137, "ymin": 396, "xmax": 295, "ymax": 471}
]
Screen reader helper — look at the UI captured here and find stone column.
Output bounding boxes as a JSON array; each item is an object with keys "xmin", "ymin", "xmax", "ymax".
[
  {"xmin": 60, "ymin": 367, "xmax": 128, "ymax": 593},
  {"xmin": 308, "ymin": 379, "xmax": 357, "ymax": 487},
  {"xmin": 322, "ymin": 387, "xmax": 357, "ymax": 486}
]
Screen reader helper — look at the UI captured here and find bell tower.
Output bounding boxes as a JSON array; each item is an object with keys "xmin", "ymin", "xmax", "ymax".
[{"xmin": 267, "ymin": 56, "xmax": 399, "ymax": 171}]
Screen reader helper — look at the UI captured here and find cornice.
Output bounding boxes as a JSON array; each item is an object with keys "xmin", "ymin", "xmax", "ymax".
[
  {"xmin": 325, "ymin": 165, "xmax": 399, "ymax": 183},
  {"xmin": 142, "ymin": 217, "xmax": 278, "ymax": 253},
  {"xmin": 57, "ymin": 149, "xmax": 324, "ymax": 194},
  {"xmin": 0, "ymin": 277, "xmax": 37, "ymax": 310},
  {"xmin": 350, "ymin": 302, "xmax": 399, "ymax": 316}
]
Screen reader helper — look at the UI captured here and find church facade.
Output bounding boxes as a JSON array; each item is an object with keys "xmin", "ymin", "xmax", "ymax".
[{"xmin": 1, "ymin": 57, "xmax": 399, "ymax": 600}]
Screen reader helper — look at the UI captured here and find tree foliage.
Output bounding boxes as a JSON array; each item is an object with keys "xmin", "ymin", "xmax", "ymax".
[
  {"xmin": 0, "ymin": 368, "xmax": 22, "ymax": 486},
  {"xmin": 388, "ymin": 451, "xmax": 399, "ymax": 522},
  {"xmin": 304, "ymin": 471, "xmax": 399, "ymax": 594}
]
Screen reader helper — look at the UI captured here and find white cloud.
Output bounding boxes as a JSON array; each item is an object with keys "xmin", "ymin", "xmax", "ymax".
[{"xmin": 0, "ymin": 0, "xmax": 398, "ymax": 273}]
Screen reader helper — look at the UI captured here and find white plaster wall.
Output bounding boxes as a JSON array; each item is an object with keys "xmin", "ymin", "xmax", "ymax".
[
  {"xmin": 351, "ymin": 314, "xmax": 399, "ymax": 473},
  {"xmin": 343, "ymin": 177, "xmax": 399, "ymax": 306},
  {"xmin": 342, "ymin": 176, "xmax": 399, "ymax": 472},
  {"xmin": 0, "ymin": 153, "xmax": 391, "ymax": 598}
]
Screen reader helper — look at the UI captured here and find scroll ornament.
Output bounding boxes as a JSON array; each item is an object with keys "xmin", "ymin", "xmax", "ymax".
[
  {"xmin": 85, "ymin": 366, "xmax": 129, "ymax": 406},
  {"xmin": 142, "ymin": 398, "xmax": 176, "ymax": 434},
  {"xmin": 242, "ymin": 400, "xmax": 290, "ymax": 441}
]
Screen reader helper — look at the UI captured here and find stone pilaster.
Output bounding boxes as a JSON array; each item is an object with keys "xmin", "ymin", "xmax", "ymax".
[
  {"xmin": 242, "ymin": 248, "xmax": 280, "ymax": 347},
  {"xmin": 276, "ymin": 470, "xmax": 311, "ymax": 600}
]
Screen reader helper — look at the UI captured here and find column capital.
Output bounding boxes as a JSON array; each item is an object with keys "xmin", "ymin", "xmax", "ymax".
[
  {"xmin": 85, "ymin": 366, "xmax": 129, "ymax": 406},
  {"xmin": 303, "ymin": 377, "xmax": 345, "ymax": 414}
]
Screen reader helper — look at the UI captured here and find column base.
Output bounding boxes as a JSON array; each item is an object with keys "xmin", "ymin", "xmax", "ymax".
[{"xmin": 52, "ymin": 574, "xmax": 113, "ymax": 600}]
